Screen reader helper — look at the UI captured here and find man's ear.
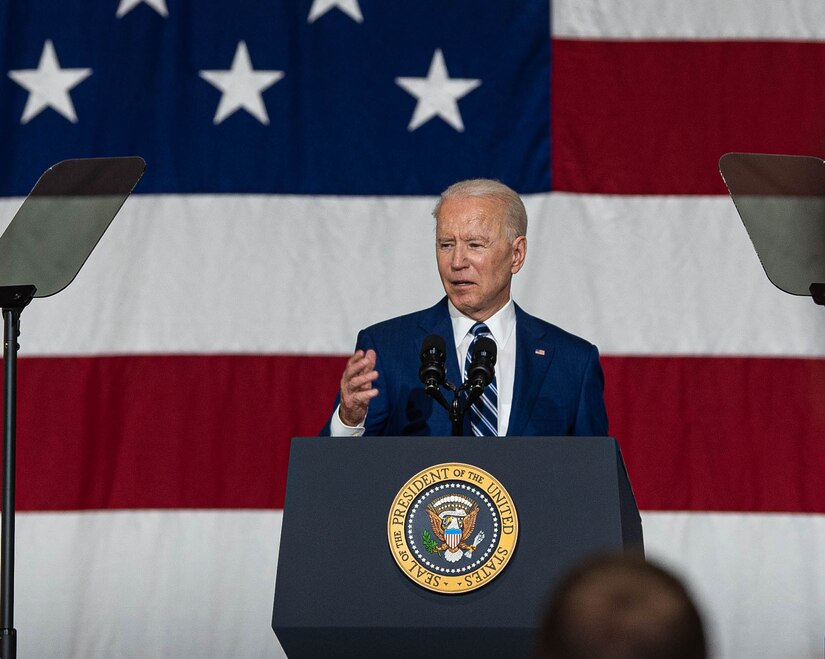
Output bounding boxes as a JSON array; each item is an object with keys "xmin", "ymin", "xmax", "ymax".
[{"xmin": 511, "ymin": 236, "xmax": 527, "ymax": 274}]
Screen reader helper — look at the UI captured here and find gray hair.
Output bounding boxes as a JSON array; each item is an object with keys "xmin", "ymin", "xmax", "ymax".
[{"xmin": 432, "ymin": 178, "xmax": 528, "ymax": 241}]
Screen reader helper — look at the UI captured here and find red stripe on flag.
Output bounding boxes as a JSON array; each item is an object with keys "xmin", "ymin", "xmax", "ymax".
[
  {"xmin": 15, "ymin": 355, "xmax": 343, "ymax": 511},
  {"xmin": 9, "ymin": 354, "xmax": 825, "ymax": 512},
  {"xmin": 552, "ymin": 39, "xmax": 825, "ymax": 194},
  {"xmin": 605, "ymin": 355, "xmax": 825, "ymax": 512}
]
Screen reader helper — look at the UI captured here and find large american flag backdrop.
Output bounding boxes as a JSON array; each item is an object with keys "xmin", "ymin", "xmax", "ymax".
[{"xmin": 2, "ymin": 0, "xmax": 825, "ymax": 656}]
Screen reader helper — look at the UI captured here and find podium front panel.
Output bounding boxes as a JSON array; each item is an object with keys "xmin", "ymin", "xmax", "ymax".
[{"xmin": 272, "ymin": 436, "xmax": 642, "ymax": 657}]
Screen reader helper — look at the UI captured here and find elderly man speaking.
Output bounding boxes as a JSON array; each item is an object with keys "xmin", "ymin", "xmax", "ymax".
[{"xmin": 321, "ymin": 178, "xmax": 607, "ymax": 438}]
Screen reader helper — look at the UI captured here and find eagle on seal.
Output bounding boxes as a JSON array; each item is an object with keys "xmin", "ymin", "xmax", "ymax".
[{"xmin": 426, "ymin": 502, "xmax": 482, "ymax": 563}]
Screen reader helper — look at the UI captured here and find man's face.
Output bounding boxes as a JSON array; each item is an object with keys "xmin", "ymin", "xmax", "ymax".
[{"xmin": 435, "ymin": 195, "xmax": 526, "ymax": 321}]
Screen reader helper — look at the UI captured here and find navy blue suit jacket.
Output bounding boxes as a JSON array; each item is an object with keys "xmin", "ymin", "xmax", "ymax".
[{"xmin": 320, "ymin": 298, "xmax": 608, "ymax": 437}]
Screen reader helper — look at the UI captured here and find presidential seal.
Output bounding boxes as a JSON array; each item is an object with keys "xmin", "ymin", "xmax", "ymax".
[{"xmin": 387, "ymin": 463, "xmax": 518, "ymax": 594}]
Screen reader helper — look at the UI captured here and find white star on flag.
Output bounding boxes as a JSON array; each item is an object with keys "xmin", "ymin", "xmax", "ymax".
[
  {"xmin": 199, "ymin": 41, "xmax": 285, "ymax": 125},
  {"xmin": 395, "ymin": 48, "xmax": 481, "ymax": 132},
  {"xmin": 7, "ymin": 40, "xmax": 92, "ymax": 124},
  {"xmin": 308, "ymin": 0, "xmax": 363, "ymax": 23},
  {"xmin": 116, "ymin": 0, "xmax": 168, "ymax": 18}
]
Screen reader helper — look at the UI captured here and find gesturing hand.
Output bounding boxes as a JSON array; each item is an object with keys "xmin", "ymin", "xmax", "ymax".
[{"xmin": 338, "ymin": 349, "xmax": 379, "ymax": 427}]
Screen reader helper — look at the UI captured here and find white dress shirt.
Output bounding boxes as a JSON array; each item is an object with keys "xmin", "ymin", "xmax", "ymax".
[
  {"xmin": 448, "ymin": 299, "xmax": 516, "ymax": 436},
  {"xmin": 331, "ymin": 299, "xmax": 517, "ymax": 436}
]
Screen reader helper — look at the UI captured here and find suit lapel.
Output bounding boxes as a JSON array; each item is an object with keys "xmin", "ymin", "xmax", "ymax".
[{"xmin": 508, "ymin": 306, "xmax": 555, "ymax": 436}]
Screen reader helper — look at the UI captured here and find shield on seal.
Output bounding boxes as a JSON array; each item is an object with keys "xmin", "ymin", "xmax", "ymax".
[{"xmin": 445, "ymin": 526, "xmax": 461, "ymax": 550}]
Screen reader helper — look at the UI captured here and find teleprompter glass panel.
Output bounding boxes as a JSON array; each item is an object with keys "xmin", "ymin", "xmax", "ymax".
[
  {"xmin": 719, "ymin": 152, "xmax": 825, "ymax": 296},
  {"xmin": 0, "ymin": 157, "xmax": 145, "ymax": 297}
]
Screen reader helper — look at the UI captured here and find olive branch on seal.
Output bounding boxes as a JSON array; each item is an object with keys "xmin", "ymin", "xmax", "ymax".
[{"xmin": 422, "ymin": 530, "xmax": 441, "ymax": 554}]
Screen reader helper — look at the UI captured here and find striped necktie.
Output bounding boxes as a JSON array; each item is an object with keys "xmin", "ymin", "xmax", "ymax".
[{"xmin": 464, "ymin": 322, "xmax": 498, "ymax": 436}]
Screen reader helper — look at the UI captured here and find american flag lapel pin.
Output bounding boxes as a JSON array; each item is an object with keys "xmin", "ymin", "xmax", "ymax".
[{"xmin": 535, "ymin": 348, "xmax": 545, "ymax": 356}]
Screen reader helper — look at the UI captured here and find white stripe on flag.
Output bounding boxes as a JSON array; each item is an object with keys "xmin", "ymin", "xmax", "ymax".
[
  {"xmin": 11, "ymin": 509, "xmax": 825, "ymax": 659},
  {"xmin": 643, "ymin": 511, "xmax": 825, "ymax": 659},
  {"xmin": 553, "ymin": 0, "xmax": 825, "ymax": 39},
  {"xmin": 16, "ymin": 510, "xmax": 285, "ymax": 659},
  {"xmin": 2, "ymin": 194, "xmax": 820, "ymax": 358}
]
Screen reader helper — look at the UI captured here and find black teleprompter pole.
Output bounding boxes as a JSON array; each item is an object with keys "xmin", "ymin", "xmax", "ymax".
[{"xmin": 0, "ymin": 285, "xmax": 36, "ymax": 659}]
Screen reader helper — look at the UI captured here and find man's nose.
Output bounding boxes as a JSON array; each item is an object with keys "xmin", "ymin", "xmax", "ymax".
[{"xmin": 451, "ymin": 245, "xmax": 467, "ymax": 268}]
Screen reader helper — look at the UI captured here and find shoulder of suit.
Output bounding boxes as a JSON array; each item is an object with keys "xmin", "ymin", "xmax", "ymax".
[
  {"xmin": 514, "ymin": 304, "xmax": 598, "ymax": 352},
  {"xmin": 360, "ymin": 299, "xmax": 447, "ymax": 338}
]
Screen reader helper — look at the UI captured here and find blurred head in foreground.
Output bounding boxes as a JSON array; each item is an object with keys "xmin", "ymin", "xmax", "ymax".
[{"xmin": 537, "ymin": 553, "xmax": 707, "ymax": 659}]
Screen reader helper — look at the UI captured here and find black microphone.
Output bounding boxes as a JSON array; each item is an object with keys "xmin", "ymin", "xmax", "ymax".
[
  {"xmin": 419, "ymin": 335, "xmax": 446, "ymax": 390},
  {"xmin": 467, "ymin": 336, "xmax": 497, "ymax": 389}
]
